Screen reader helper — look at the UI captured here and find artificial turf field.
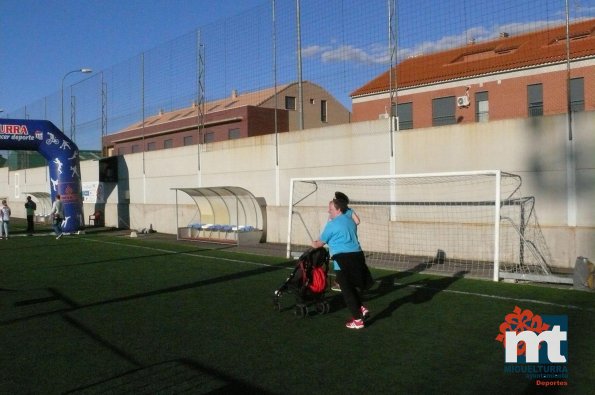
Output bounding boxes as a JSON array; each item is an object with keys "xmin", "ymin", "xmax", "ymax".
[{"xmin": 1, "ymin": 221, "xmax": 594, "ymax": 394}]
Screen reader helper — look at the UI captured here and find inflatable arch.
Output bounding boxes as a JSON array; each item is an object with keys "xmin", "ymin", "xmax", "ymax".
[{"xmin": 0, "ymin": 118, "xmax": 83, "ymax": 233}]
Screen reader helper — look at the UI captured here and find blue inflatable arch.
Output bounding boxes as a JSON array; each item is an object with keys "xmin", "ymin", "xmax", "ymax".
[{"xmin": 0, "ymin": 118, "xmax": 82, "ymax": 233}]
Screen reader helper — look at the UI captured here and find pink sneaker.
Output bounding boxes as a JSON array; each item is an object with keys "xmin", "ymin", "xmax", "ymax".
[{"xmin": 345, "ymin": 318, "xmax": 365, "ymax": 329}]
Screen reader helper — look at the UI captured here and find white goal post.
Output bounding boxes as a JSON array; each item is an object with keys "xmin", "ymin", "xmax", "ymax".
[{"xmin": 287, "ymin": 170, "xmax": 562, "ymax": 283}]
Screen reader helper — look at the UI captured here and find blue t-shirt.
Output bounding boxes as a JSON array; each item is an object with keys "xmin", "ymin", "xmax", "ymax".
[
  {"xmin": 320, "ymin": 212, "xmax": 361, "ymax": 270},
  {"xmin": 345, "ymin": 207, "xmax": 353, "ymax": 218}
]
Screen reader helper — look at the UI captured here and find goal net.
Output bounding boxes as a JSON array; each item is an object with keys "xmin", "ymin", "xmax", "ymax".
[{"xmin": 287, "ymin": 170, "xmax": 559, "ymax": 282}]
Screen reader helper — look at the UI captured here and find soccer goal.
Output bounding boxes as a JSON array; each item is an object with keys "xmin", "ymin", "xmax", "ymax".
[{"xmin": 287, "ymin": 170, "xmax": 567, "ymax": 283}]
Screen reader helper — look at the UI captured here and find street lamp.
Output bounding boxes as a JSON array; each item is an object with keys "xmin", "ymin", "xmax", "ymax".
[{"xmin": 61, "ymin": 68, "xmax": 92, "ymax": 133}]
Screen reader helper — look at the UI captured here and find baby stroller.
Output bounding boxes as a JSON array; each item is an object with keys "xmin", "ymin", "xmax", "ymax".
[{"xmin": 273, "ymin": 247, "xmax": 331, "ymax": 318}]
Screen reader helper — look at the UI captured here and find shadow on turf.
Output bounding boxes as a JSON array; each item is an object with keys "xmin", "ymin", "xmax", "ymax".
[
  {"xmin": 0, "ymin": 238, "xmax": 229, "ymax": 265},
  {"xmin": 62, "ymin": 314, "xmax": 283, "ymax": 395},
  {"xmin": 362, "ymin": 265, "xmax": 469, "ymax": 326},
  {"xmin": 44, "ymin": 243, "xmax": 257, "ymax": 270},
  {"xmin": 1, "ymin": 260, "xmax": 291, "ymax": 326},
  {"xmin": 274, "ymin": 262, "xmax": 470, "ymax": 320},
  {"xmin": 64, "ymin": 358, "xmax": 276, "ymax": 394},
  {"xmin": 3, "ymin": 252, "xmax": 290, "ymax": 393}
]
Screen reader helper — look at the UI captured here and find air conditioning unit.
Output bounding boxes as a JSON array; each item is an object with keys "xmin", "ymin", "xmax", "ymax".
[{"xmin": 457, "ymin": 95, "xmax": 470, "ymax": 108}]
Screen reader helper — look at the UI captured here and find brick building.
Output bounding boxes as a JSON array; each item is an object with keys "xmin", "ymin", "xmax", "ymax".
[
  {"xmin": 351, "ymin": 19, "xmax": 595, "ymax": 129},
  {"xmin": 103, "ymin": 81, "xmax": 350, "ymax": 155}
]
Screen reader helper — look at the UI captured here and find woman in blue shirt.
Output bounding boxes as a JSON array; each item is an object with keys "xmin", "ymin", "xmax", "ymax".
[
  {"xmin": 331, "ymin": 192, "xmax": 360, "ymax": 292},
  {"xmin": 313, "ymin": 198, "xmax": 373, "ymax": 329}
]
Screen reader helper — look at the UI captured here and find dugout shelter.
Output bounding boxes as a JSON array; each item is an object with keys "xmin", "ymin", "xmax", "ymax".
[{"xmin": 173, "ymin": 186, "xmax": 264, "ymax": 245}]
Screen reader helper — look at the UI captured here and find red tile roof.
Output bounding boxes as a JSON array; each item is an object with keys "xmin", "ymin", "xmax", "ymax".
[
  {"xmin": 122, "ymin": 83, "xmax": 295, "ymax": 131},
  {"xmin": 351, "ymin": 19, "xmax": 595, "ymax": 97}
]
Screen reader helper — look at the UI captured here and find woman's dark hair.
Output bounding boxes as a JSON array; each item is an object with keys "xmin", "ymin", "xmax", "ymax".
[
  {"xmin": 334, "ymin": 191, "xmax": 349, "ymax": 204},
  {"xmin": 332, "ymin": 198, "xmax": 348, "ymax": 213}
]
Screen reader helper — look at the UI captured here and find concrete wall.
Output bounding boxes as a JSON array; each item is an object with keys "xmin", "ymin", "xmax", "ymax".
[{"xmin": 2, "ymin": 112, "xmax": 593, "ymax": 268}]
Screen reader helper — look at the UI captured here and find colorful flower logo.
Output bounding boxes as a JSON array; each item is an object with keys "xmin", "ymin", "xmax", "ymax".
[{"xmin": 495, "ymin": 306, "xmax": 550, "ymax": 356}]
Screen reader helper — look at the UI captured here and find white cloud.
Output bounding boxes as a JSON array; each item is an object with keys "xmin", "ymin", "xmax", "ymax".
[
  {"xmin": 320, "ymin": 45, "xmax": 388, "ymax": 64},
  {"xmin": 302, "ymin": 43, "xmax": 388, "ymax": 65},
  {"xmin": 301, "ymin": 45, "xmax": 332, "ymax": 57},
  {"xmin": 303, "ymin": 15, "xmax": 595, "ymax": 66}
]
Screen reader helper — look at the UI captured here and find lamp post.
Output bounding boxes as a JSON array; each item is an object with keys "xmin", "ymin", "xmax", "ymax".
[{"xmin": 61, "ymin": 68, "xmax": 92, "ymax": 133}]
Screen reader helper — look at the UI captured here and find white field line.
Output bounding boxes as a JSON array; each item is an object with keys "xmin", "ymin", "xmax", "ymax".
[
  {"xmin": 83, "ymin": 237, "xmax": 594, "ymax": 313},
  {"xmin": 395, "ymin": 282, "xmax": 595, "ymax": 313},
  {"xmin": 81, "ymin": 237, "xmax": 281, "ymax": 266}
]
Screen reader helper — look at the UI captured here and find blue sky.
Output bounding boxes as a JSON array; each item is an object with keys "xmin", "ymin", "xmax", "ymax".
[
  {"xmin": 2, "ymin": 0, "xmax": 594, "ymax": 118},
  {"xmin": 0, "ymin": 0, "xmax": 266, "ymax": 113}
]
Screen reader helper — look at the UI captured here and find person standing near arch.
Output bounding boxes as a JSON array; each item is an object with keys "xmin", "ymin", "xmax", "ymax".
[
  {"xmin": 51, "ymin": 194, "xmax": 65, "ymax": 239},
  {"xmin": 25, "ymin": 196, "xmax": 37, "ymax": 235},
  {"xmin": 0, "ymin": 200, "xmax": 11, "ymax": 239}
]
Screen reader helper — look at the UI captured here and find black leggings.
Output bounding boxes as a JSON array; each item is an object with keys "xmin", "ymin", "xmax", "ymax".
[
  {"xmin": 336, "ymin": 270, "xmax": 363, "ymax": 319},
  {"xmin": 334, "ymin": 250, "xmax": 373, "ymax": 319}
]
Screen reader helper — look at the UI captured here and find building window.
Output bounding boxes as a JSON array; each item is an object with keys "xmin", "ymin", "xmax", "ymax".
[
  {"xmin": 164, "ymin": 139, "xmax": 173, "ymax": 149},
  {"xmin": 183, "ymin": 135, "xmax": 193, "ymax": 146},
  {"xmin": 228, "ymin": 128, "xmax": 241, "ymax": 139},
  {"xmin": 570, "ymin": 77, "xmax": 584, "ymax": 112},
  {"xmin": 527, "ymin": 83, "xmax": 543, "ymax": 117},
  {"xmin": 147, "ymin": 142, "xmax": 156, "ymax": 151},
  {"xmin": 131, "ymin": 144, "xmax": 140, "ymax": 153},
  {"xmin": 391, "ymin": 102, "xmax": 413, "ymax": 130},
  {"xmin": 285, "ymin": 96, "xmax": 296, "ymax": 110},
  {"xmin": 475, "ymin": 91, "xmax": 489, "ymax": 122},
  {"xmin": 204, "ymin": 131, "xmax": 215, "ymax": 143},
  {"xmin": 320, "ymin": 100, "xmax": 327, "ymax": 122},
  {"xmin": 432, "ymin": 96, "xmax": 456, "ymax": 126}
]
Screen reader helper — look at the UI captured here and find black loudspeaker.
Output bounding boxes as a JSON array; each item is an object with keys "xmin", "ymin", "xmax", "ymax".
[{"xmin": 99, "ymin": 156, "xmax": 118, "ymax": 183}]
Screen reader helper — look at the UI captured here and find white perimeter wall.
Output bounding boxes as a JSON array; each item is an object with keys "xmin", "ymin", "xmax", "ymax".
[{"xmin": 2, "ymin": 112, "xmax": 593, "ymax": 269}]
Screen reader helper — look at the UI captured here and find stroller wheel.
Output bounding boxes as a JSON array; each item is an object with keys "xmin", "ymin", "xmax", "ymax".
[
  {"xmin": 294, "ymin": 304, "xmax": 308, "ymax": 318},
  {"xmin": 316, "ymin": 301, "xmax": 330, "ymax": 315}
]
